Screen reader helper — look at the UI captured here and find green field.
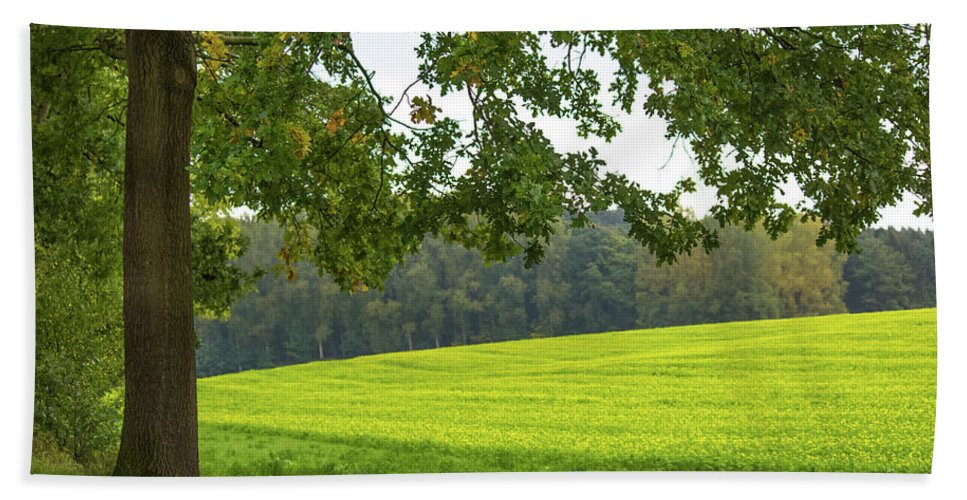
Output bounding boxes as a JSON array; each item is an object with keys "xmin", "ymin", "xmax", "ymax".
[{"xmin": 197, "ymin": 309, "xmax": 937, "ymax": 475}]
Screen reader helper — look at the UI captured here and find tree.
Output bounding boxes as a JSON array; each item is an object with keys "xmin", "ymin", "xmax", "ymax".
[
  {"xmin": 843, "ymin": 233, "xmax": 917, "ymax": 312},
  {"xmin": 635, "ymin": 221, "xmax": 847, "ymax": 327},
  {"xmin": 113, "ymin": 30, "xmax": 198, "ymax": 477},
  {"xmin": 424, "ymin": 303, "xmax": 447, "ymax": 349},
  {"xmin": 32, "ymin": 26, "xmax": 931, "ymax": 475},
  {"xmin": 636, "ymin": 239, "xmax": 715, "ymax": 327},
  {"xmin": 767, "ymin": 221, "xmax": 848, "ymax": 317},
  {"xmin": 451, "ymin": 269, "xmax": 485, "ymax": 345},
  {"xmin": 399, "ymin": 258, "xmax": 438, "ymax": 350},
  {"xmin": 705, "ymin": 225, "xmax": 782, "ymax": 322},
  {"xmin": 313, "ymin": 278, "xmax": 344, "ymax": 359},
  {"xmin": 492, "ymin": 275, "xmax": 528, "ymax": 340},
  {"xmin": 533, "ymin": 225, "xmax": 571, "ymax": 336},
  {"xmin": 566, "ymin": 226, "xmax": 636, "ymax": 333},
  {"xmin": 363, "ymin": 299, "xmax": 403, "ymax": 353},
  {"xmin": 875, "ymin": 228, "xmax": 937, "ymax": 308}
]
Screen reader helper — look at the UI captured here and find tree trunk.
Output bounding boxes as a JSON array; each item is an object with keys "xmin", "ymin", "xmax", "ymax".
[
  {"xmin": 407, "ymin": 332, "xmax": 413, "ymax": 351},
  {"xmin": 235, "ymin": 331, "xmax": 242, "ymax": 373},
  {"xmin": 434, "ymin": 335, "xmax": 440, "ymax": 349},
  {"xmin": 113, "ymin": 30, "xmax": 198, "ymax": 477},
  {"xmin": 318, "ymin": 338, "xmax": 325, "ymax": 360}
]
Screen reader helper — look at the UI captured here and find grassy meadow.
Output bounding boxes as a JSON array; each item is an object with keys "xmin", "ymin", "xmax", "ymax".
[{"xmin": 197, "ymin": 309, "xmax": 937, "ymax": 475}]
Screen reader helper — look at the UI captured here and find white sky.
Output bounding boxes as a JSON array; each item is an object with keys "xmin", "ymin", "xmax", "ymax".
[{"xmin": 352, "ymin": 32, "xmax": 933, "ymax": 230}]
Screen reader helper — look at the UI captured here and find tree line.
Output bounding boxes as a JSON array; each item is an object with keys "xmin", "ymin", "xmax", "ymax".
[{"xmin": 195, "ymin": 213, "xmax": 936, "ymax": 377}]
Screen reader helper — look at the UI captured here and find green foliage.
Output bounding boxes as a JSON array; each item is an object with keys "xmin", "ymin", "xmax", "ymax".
[
  {"xmin": 607, "ymin": 27, "xmax": 931, "ymax": 251},
  {"xmin": 363, "ymin": 299, "xmax": 403, "ymax": 353},
  {"xmin": 635, "ymin": 220, "xmax": 848, "ymax": 327},
  {"xmin": 532, "ymin": 228, "xmax": 571, "ymax": 336},
  {"xmin": 192, "ymin": 200, "xmax": 264, "ymax": 319},
  {"xmin": 191, "ymin": 32, "xmax": 416, "ymax": 292},
  {"xmin": 33, "ymin": 246, "xmax": 122, "ymax": 465},
  {"xmin": 33, "ymin": 24, "xmax": 933, "ymax": 315},
  {"xmin": 769, "ymin": 222, "xmax": 848, "ymax": 317},
  {"xmin": 197, "ymin": 309, "xmax": 936, "ymax": 474},
  {"xmin": 30, "ymin": 25, "xmax": 262, "ymax": 466},
  {"xmin": 843, "ymin": 231, "xmax": 919, "ymax": 312},
  {"xmin": 490, "ymin": 275, "xmax": 528, "ymax": 341},
  {"xmin": 195, "ymin": 215, "xmax": 934, "ymax": 378},
  {"xmin": 565, "ymin": 225, "xmax": 637, "ymax": 333},
  {"xmin": 416, "ymin": 28, "xmax": 929, "ymax": 263},
  {"xmin": 856, "ymin": 228, "xmax": 936, "ymax": 309},
  {"xmin": 31, "ymin": 26, "xmax": 126, "ymax": 466},
  {"xmin": 187, "ymin": 26, "xmax": 929, "ymax": 290},
  {"xmin": 31, "ymin": 432, "xmax": 86, "ymax": 475}
]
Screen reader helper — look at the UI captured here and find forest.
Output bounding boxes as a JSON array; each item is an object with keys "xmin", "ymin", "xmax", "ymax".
[{"xmin": 194, "ymin": 215, "xmax": 936, "ymax": 377}]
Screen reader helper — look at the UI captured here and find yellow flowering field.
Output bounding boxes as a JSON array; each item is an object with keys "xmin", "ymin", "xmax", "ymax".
[{"xmin": 198, "ymin": 309, "xmax": 936, "ymax": 475}]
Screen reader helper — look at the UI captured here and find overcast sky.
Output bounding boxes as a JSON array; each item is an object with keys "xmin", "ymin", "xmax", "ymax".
[{"xmin": 351, "ymin": 32, "xmax": 933, "ymax": 230}]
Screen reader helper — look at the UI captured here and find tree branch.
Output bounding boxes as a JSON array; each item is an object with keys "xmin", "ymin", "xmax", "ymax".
[
  {"xmin": 761, "ymin": 28, "xmax": 797, "ymax": 51},
  {"xmin": 369, "ymin": 136, "xmax": 388, "ymax": 217},
  {"xmin": 334, "ymin": 44, "xmax": 434, "ymax": 132},
  {"xmin": 389, "ymin": 78, "xmax": 424, "ymax": 117}
]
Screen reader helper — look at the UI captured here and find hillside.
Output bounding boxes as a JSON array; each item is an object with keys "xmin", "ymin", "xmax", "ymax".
[{"xmin": 197, "ymin": 309, "xmax": 937, "ymax": 475}]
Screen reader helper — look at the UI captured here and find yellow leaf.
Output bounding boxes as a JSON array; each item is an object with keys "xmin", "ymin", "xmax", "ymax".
[
  {"xmin": 327, "ymin": 108, "xmax": 346, "ymax": 135},
  {"xmin": 289, "ymin": 126, "xmax": 311, "ymax": 159},
  {"xmin": 351, "ymin": 278, "xmax": 368, "ymax": 293},
  {"xmin": 200, "ymin": 32, "xmax": 229, "ymax": 74}
]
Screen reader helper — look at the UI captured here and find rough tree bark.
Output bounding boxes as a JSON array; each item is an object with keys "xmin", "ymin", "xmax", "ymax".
[{"xmin": 113, "ymin": 30, "xmax": 199, "ymax": 476}]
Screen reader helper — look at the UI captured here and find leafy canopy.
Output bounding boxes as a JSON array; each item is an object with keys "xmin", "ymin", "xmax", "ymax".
[
  {"xmin": 37, "ymin": 26, "xmax": 931, "ymax": 295},
  {"xmin": 190, "ymin": 27, "xmax": 929, "ymax": 292}
]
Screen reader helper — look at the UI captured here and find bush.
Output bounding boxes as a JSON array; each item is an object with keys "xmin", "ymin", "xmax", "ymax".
[{"xmin": 33, "ymin": 247, "xmax": 123, "ymax": 467}]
